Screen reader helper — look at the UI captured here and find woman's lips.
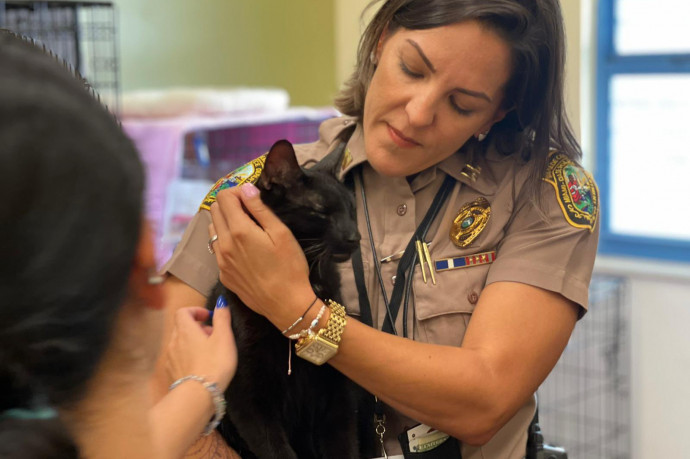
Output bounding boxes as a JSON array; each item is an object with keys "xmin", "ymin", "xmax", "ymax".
[{"xmin": 387, "ymin": 124, "xmax": 421, "ymax": 148}]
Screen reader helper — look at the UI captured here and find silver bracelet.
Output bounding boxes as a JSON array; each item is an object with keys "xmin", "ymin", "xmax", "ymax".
[{"xmin": 169, "ymin": 375, "xmax": 226, "ymax": 436}]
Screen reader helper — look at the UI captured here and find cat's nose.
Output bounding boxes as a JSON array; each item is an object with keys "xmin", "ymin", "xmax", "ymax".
[
  {"xmin": 346, "ymin": 229, "xmax": 361, "ymax": 244},
  {"xmin": 345, "ymin": 235, "xmax": 361, "ymax": 251},
  {"xmin": 346, "ymin": 234, "xmax": 361, "ymax": 245}
]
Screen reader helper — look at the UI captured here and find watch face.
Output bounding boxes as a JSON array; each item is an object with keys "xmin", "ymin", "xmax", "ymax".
[{"xmin": 296, "ymin": 338, "xmax": 338, "ymax": 365}]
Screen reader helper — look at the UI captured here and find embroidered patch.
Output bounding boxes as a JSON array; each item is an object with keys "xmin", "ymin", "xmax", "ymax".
[
  {"xmin": 450, "ymin": 197, "xmax": 491, "ymax": 248},
  {"xmin": 543, "ymin": 152, "xmax": 599, "ymax": 232},
  {"xmin": 199, "ymin": 155, "xmax": 267, "ymax": 211},
  {"xmin": 434, "ymin": 251, "xmax": 496, "ymax": 272}
]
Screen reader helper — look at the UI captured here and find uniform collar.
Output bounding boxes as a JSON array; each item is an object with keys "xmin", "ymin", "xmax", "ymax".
[
  {"xmin": 337, "ymin": 122, "xmax": 368, "ymax": 180},
  {"xmin": 437, "ymin": 149, "xmax": 496, "ymax": 196},
  {"xmin": 334, "ymin": 121, "xmax": 505, "ymax": 197}
]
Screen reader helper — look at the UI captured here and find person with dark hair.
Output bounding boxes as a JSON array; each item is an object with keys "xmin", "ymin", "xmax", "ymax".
[
  {"xmin": 0, "ymin": 31, "xmax": 237, "ymax": 458},
  {"xmin": 161, "ymin": 1, "xmax": 599, "ymax": 457}
]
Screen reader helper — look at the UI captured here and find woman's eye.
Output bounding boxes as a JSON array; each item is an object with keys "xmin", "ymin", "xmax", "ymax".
[
  {"xmin": 450, "ymin": 96, "xmax": 472, "ymax": 116},
  {"xmin": 400, "ymin": 61, "xmax": 423, "ymax": 79}
]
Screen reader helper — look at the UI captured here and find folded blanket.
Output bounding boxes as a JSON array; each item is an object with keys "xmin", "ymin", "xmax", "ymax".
[{"xmin": 120, "ymin": 87, "xmax": 290, "ymax": 118}]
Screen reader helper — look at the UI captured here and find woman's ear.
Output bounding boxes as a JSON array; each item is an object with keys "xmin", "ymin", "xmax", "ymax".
[
  {"xmin": 490, "ymin": 105, "xmax": 511, "ymax": 126},
  {"xmin": 477, "ymin": 105, "xmax": 513, "ymax": 137},
  {"xmin": 130, "ymin": 220, "xmax": 165, "ymax": 310}
]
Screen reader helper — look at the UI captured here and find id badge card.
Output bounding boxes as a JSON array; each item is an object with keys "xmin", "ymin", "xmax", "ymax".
[{"xmin": 398, "ymin": 423, "xmax": 462, "ymax": 458}]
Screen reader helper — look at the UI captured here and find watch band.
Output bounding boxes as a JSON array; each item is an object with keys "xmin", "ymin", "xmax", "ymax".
[
  {"xmin": 295, "ymin": 299, "xmax": 348, "ymax": 365},
  {"xmin": 320, "ymin": 299, "xmax": 347, "ymax": 345}
]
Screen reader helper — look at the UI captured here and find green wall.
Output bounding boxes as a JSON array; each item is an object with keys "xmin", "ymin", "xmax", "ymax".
[{"xmin": 116, "ymin": 0, "xmax": 336, "ymax": 106}]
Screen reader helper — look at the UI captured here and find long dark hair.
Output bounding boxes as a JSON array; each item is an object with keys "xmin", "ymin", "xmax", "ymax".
[
  {"xmin": 335, "ymin": 0, "xmax": 581, "ymax": 201},
  {"xmin": 0, "ymin": 31, "xmax": 145, "ymax": 457}
]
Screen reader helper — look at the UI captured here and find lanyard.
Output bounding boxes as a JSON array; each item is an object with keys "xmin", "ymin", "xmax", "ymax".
[
  {"xmin": 348, "ymin": 166, "xmax": 455, "ymax": 337},
  {"xmin": 333, "ymin": 135, "xmax": 457, "ymax": 457}
]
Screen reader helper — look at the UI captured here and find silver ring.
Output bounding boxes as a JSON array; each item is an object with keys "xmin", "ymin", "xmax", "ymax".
[{"xmin": 208, "ymin": 234, "xmax": 219, "ymax": 254}]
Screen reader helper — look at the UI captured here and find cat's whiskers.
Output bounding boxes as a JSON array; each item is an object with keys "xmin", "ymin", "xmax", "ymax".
[
  {"xmin": 302, "ymin": 240, "xmax": 326, "ymax": 258},
  {"xmin": 303, "ymin": 242, "xmax": 330, "ymax": 279}
]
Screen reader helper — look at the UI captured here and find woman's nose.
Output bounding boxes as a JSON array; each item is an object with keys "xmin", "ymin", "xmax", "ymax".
[{"xmin": 405, "ymin": 92, "xmax": 436, "ymax": 127}]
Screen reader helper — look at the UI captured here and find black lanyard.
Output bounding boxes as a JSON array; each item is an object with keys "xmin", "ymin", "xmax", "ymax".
[
  {"xmin": 348, "ymin": 166, "xmax": 455, "ymax": 337},
  {"xmin": 336, "ymin": 137, "xmax": 459, "ymax": 457}
]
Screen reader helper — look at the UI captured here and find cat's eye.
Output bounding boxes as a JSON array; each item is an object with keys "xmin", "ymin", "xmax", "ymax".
[{"xmin": 307, "ymin": 204, "xmax": 328, "ymax": 219}]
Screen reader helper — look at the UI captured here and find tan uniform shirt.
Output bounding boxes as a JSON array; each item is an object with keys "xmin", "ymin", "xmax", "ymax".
[{"xmin": 163, "ymin": 116, "xmax": 600, "ymax": 458}]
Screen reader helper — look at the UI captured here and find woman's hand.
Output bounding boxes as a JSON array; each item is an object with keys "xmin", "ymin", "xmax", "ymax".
[
  {"xmin": 208, "ymin": 183, "xmax": 316, "ymax": 329},
  {"xmin": 165, "ymin": 304, "xmax": 237, "ymax": 392},
  {"xmin": 154, "ymin": 303, "xmax": 237, "ymax": 458}
]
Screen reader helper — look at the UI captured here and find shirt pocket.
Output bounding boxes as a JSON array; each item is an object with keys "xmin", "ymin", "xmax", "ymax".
[
  {"xmin": 412, "ymin": 263, "xmax": 491, "ymax": 347},
  {"xmin": 335, "ymin": 258, "xmax": 367, "ymax": 320}
]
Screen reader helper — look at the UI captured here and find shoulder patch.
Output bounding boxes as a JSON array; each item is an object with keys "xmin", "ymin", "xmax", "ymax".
[
  {"xmin": 199, "ymin": 155, "xmax": 267, "ymax": 211},
  {"xmin": 543, "ymin": 152, "xmax": 599, "ymax": 232}
]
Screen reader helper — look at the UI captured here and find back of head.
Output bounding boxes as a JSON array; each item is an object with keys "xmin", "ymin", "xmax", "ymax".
[{"xmin": 0, "ymin": 30, "xmax": 144, "ymax": 457}]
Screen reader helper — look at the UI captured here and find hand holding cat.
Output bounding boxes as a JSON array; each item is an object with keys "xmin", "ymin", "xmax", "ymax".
[
  {"xmin": 165, "ymin": 304, "xmax": 237, "ymax": 392},
  {"xmin": 209, "ymin": 183, "xmax": 318, "ymax": 331}
]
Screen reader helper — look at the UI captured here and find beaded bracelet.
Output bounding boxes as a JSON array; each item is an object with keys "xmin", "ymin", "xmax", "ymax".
[
  {"xmin": 169, "ymin": 375, "xmax": 226, "ymax": 436},
  {"xmin": 287, "ymin": 303, "xmax": 327, "ymax": 340},
  {"xmin": 281, "ymin": 296, "xmax": 319, "ymax": 335}
]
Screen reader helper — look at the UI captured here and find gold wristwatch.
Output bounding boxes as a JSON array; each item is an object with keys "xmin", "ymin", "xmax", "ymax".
[{"xmin": 295, "ymin": 299, "xmax": 347, "ymax": 365}]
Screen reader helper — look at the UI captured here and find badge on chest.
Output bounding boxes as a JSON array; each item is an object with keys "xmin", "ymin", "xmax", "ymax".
[{"xmin": 449, "ymin": 196, "xmax": 491, "ymax": 248}]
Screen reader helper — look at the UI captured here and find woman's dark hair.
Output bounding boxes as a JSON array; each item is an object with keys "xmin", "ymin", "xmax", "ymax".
[
  {"xmin": 335, "ymin": 0, "xmax": 581, "ymax": 201},
  {"xmin": 0, "ymin": 31, "xmax": 145, "ymax": 457}
]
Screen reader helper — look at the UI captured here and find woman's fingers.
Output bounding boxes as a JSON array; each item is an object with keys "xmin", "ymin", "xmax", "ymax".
[
  {"xmin": 209, "ymin": 183, "xmax": 295, "ymax": 253},
  {"xmin": 178, "ymin": 306, "xmax": 211, "ymax": 323},
  {"xmin": 209, "ymin": 297, "xmax": 237, "ymax": 389},
  {"xmin": 210, "ymin": 186, "xmax": 261, "ymax": 234},
  {"xmin": 166, "ymin": 304, "xmax": 237, "ymax": 391},
  {"xmin": 210, "ymin": 296, "xmax": 232, "ymax": 340},
  {"xmin": 236, "ymin": 183, "xmax": 286, "ymax": 235},
  {"xmin": 171, "ymin": 307, "xmax": 211, "ymax": 346}
]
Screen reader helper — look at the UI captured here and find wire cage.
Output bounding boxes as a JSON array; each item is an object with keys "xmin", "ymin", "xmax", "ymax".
[
  {"xmin": 538, "ymin": 275, "xmax": 631, "ymax": 459},
  {"xmin": 0, "ymin": 0, "xmax": 119, "ymax": 110}
]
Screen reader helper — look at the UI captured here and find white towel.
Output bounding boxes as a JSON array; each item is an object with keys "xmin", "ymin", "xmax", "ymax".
[{"xmin": 120, "ymin": 87, "xmax": 290, "ymax": 118}]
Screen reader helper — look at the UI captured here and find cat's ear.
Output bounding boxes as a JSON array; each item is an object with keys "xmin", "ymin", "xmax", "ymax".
[
  {"xmin": 259, "ymin": 139, "xmax": 303, "ymax": 189},
  {"xmin": 310, "ymin": 126, "xmax": 353, "ymax": 177},
  {"xmin": 309, "ymin": 144, "xmax": 342, "ymax": 177}
]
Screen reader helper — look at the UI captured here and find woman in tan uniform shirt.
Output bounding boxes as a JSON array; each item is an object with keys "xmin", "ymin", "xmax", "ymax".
[{"xmin": 161, "ymin": 1, "xmax": 599, "ymax": 457}]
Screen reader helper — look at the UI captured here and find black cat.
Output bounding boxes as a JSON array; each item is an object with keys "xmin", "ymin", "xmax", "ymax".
[{"xmin": 207, "ymin": 139, "xmax": 374, "ymax": 459}]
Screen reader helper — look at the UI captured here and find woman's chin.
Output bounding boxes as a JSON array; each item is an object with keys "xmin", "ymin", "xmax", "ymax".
[{"xmin": 366, "ymin": 151, "xmax": 411, "ymax": 178}]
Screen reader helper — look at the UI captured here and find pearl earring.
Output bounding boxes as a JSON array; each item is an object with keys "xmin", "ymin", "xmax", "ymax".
[{"xmin": 147, "ymin": 269, "xmax": 164, "ymax": 285}]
